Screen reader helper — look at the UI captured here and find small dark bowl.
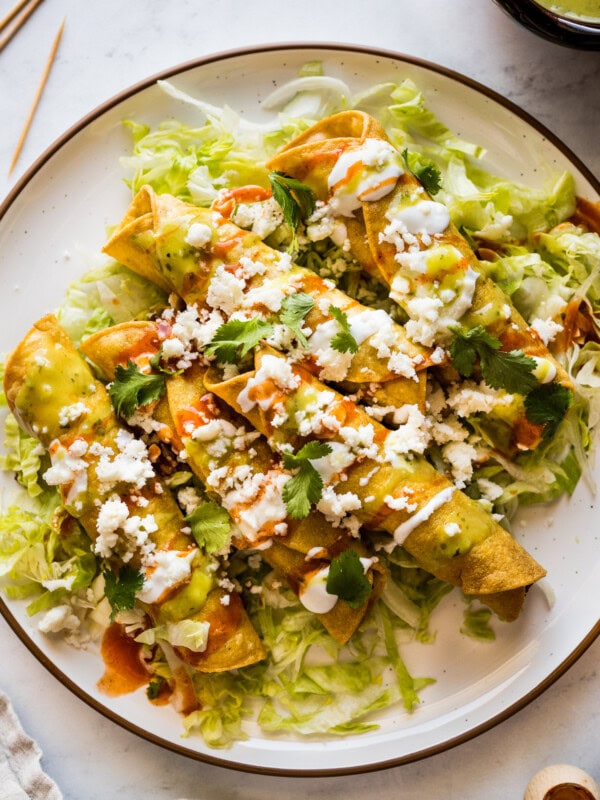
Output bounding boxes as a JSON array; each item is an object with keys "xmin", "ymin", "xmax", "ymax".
[{"xmin": 493, "ymin": 0, "xmax": 600, "ymax": 49}]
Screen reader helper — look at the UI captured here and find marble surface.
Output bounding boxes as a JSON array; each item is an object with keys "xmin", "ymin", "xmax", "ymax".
[{"xmin": 0, "ymin": 1, "xmax": 599, "ymax": 798}]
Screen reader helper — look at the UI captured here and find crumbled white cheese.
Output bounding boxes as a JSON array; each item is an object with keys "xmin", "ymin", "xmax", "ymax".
[
  {"xmin": 237, "ymin": 354, "xmax": 300, "ymax": 413},
  {"xmin": 442, "ymin": 441, "xmax": 479, "ymax": 488},
  {"xmin": 177, "ymin": 486, "xmax": 202, "ymax": 515},
  {"xmin": 447, "ymin": 381, "xmax": 514, "ymax": 418},
  {"xmin": 477, "ymin": 478, "xmax": 504, "ymax": 502},
  {"xmin": 206, "ymin": 265, "xmax": 247, "ymax": 315},
  {"xmin": 38, "ymin": 604, "xmax": 81, "ymax": 634},
  {"xmin": 295, "ymin": 390, "xmax": 339, "ymax": 436},
  {"xmin": 94, "ymin": 493, "xmax": 158, "ymax": 564},
  {"xmin": 530, "ymin": 316, "xmax": 564, "ymax": 346},
  {"xmin": 430, "ymin": 414, "xmax": 469, "ymax": 445},
  {"xmin": 384, "ymin": 405, "xmax": 431, "ymax": 462},
  {"xmin": 185, "ymin": 222, "xmax": 212, "ymax": 248},
  {"xmin": 384, "ymin": 494, "xmax": 418, "ymax": 513},
  {"xmin": 316, "ymin": 486, "xmax": 361, "ymax": 525},
  {"xmin": 314, "ymin": 346, "xmax": 354, "ymax": 382},
  {"xmin": 368, "ymin": 324, "xmax": 418, "ymax": 378},
  {"xmin": 94, "ymin": 429, "xmax": 155, "ymax": 491},
  {"xmin": 339, "ymin": 423, "xmax": 379, "ymax": 460},
  {"xmin": 444, "ymin": 522, "xmax": 461, "ymax": 536},
  {"xmin": 58, "ymin": 402, "xmax": 89, "ymax": 428},
  {"xmin": 242, "ymin": 279, "xmax": 286, "ymax": 312},
  {"xmin": 311, "ymin": 442, "xmax": 357, "ymax": 485},
  {"xmin": 161, "ymin": 304, "xmax": 225, "ymax": 370},
  {"xmin": 43, "ymin": 438, "xmax": 89, "ymax": 506},
  {"xmin": 232, "ymin": 198, "xmax": 283, "ymax": 239}
]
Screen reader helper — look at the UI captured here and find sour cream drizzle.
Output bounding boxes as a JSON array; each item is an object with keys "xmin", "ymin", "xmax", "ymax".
[
  {"xmin": 390, "ymin": 200, "xmax": 450, "ymax": 235},
  {"xmin": 328, "ymin": 139, "xmax": 404, "ymax": 217},
  {"xmin": 386, "ymin": 486, "xmax": 456, "ymax": 550},
  {"xmin": 299, "ymin": 557, "xmax": 375, "ymax": 613},
  {"xmin": 137, "ymin": 548, "xmax": 197, "ymax": 604}
]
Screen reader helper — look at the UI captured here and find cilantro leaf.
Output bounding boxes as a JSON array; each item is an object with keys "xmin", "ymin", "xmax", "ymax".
[
  {"xmin": 109, "ymin": 361, "xmax": 166, "ymax": 419},
  {"xmin": 402, "ymin": 149, "xmax": 442, "ymax": 196},
  {"xmin": 479, "ymin": 348, "xmax": 539, "ymax": 394},
  {"xmin": 449, "ymin": 326, "xmax": 538, "ymax": 394},
  {"xmin": 204, "ymin": 318, "xmax": 274, "ymax": 364},
  {"xmin": 283, "ymin": 440, "xmax": 333, "ymax": 467},
  {"xmin": 326, "ymin": 549, "xmax": 372, "ymax": 609},
  {"xmin": 282, "ymin": 441, "xmax": 332, "ymax": 519},
  {"xmin": 329, "ymin": 305, "xmax": 358, "ymax": 354},
  {"xmin": 525, "ymin": 383, "xmax": 573, "ymax": 439},
  {"xmin": 102, "ymin": 565, "xmax": 144, "ymax": 620},
  {"xmin": 146, "ymin": 677, "xmax": 164, "ymax": 700},
  {"xmin": 186, "ymin": 501, "xmax": 232, "ymax": 553},
  {"xmin": 269, "ymin": 171, "xmax": 316, "ymax": 251},
  {"xmin": 448, "ymin": 325, "xmax": 499, "ymax": 377},
  {"xmin": 279, "ymin": 292, "xmax": 315, "ymax": 347}
]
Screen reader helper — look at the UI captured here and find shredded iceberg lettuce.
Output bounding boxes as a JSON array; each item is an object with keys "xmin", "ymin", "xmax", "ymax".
[{"xmin": 57, "ymin": 260, "xmax": 168, "ymax": 345}]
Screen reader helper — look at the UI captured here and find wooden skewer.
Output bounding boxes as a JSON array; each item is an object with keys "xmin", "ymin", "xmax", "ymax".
[
  {"xmin": 8, "ymin": 17, "xmax": 65, "ymax": 176},
  {"xmin": 0, "ymin": 0, "xmax": 45, "ymax": 52},
  {"xmin": 0, "ymin": 0, "xmax": 33, "ymax": 32}
]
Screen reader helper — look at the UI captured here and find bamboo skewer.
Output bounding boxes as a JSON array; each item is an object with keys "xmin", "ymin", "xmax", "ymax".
[
  {"xmin": 8, "ymin": 17, "xmax": 65, "ymax": 176},
  {"xmin": 0, "ymin": 0, "xmax": 45, "ymax": 52},
  {"xmin": 0, "ymin": 0, "xmax": 33, "ymax": 32}
]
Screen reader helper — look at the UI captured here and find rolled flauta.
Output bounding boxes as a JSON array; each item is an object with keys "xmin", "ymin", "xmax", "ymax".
[
  {"xmin": 4, "ymin": 314, "xmax": 265, "ymax": 672},
  {"xmin": 205, "ymin": 347, "xmax": 547, "ymax": 622},
  {"xmin": 81, "ymin": 320, "xmax": 385, "ymax": 644},
  {"xmin": 102, "ymin": 184, "xmax": 439, "ymax": 417},
  {"xmin": 267, "ymin": 110, "xmax": 574, "ymax": 452}
]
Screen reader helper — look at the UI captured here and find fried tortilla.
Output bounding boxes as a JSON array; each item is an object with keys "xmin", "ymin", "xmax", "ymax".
[
  {"xmin": 4, "ymin": 314, "xmax": 265, "ymax": 672},
  {"xmin": 81, "ymin": 320, "xmax": 385, "ymax": 644}
]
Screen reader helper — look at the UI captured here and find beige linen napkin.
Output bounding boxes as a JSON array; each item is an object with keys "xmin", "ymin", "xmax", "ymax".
[{"xmin": 0, "ymin": 691, "xmax": 62, "ymax": 800}]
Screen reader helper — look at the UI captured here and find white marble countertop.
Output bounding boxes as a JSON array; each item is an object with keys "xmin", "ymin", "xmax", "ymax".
[{"xmin": 0, "ymin": 1, "xmax": 599, "ymax": 798}]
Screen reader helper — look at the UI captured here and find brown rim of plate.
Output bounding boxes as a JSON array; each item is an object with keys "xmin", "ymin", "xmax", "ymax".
[{"xmin": 0, "ymin": 42, "xmax": 599, "ymax": 777}]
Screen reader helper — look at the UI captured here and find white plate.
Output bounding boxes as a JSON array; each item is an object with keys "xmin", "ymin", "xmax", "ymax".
[{"xmin": 1, "ymin": 44, "xmax": 599, "ymax": 776}]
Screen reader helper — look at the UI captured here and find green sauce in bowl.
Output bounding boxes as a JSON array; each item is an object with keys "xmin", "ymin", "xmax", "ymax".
[{"xmin": 533, "ymin": 0, "xmax": 600, "ymax": 22}]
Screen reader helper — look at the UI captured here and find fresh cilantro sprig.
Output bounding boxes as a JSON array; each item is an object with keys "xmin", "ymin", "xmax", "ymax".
[
  {"xmin": 525, "ymin": 383, "xmax": 573, "ymax": 440},
  {"xmin": 282, "ymin": 440, "xmax": 332, "ymax": 519},
  {"xmin": 402, "ymin": 149, "xmax": 442, "ymax": 196},
  {"xmin": 205, "ymin": 294, "xmax": 315, "ymax": 364},
  {"xmin": 449, "ymin": 326, "xmax": 538, "ymax": 395},
  {"xmin": 102, "ymin": 565, "xmax": 144, "ymax": 620},
  {"xmin": 279, "ymin": 292, "xmax": 315, "ymax": 348},
  {"xmin": 108, "ymin": 361, "xmax": 167, "ymax": 418},
  {"xmin": 268, "ymin": 171, "xmax": 316, "ymax": 251},
  {"xmin": 449, "ymin": 325, "xmax": 572, "ymax": 435},
  {"xmin": 326, "ymin": 550, "xmax": 372, "ymax": 609},
  {"xmin": 329, "ymin": 305, "xmax": 358, "ymax": 354},
  {"xmin": 204, "ymin": 318, "xmax": 274, "ymax": 364},
  {"xmin": 186, "ymin": 500, "xmax": 232, "ymax": 553}
]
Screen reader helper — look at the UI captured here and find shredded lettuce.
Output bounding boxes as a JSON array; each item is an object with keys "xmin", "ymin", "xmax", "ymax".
[
  {"xmin": 1, "ymin": 414, "xmax": 47, "ymax": 498},
  {"xmin": 136, "ymin": 619, "xmax": 210, "ymax": 652},
  {"xmin": 0, "ymin": 499, "xmax": 96, "ymax": 615},
  {"xmin": 57, "ymin": 261, "xmax": 167, "ymax": 344},
  {"xmin": 461, "ymin": 603, "xmax": 496, "ymax": 641}
]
